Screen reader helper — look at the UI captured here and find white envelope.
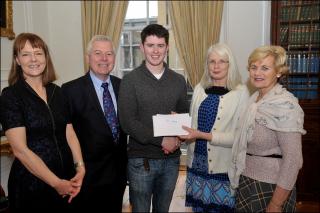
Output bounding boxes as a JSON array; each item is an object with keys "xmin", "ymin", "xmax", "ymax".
[{"xmin": 152, "ymin": 113, "xmax": 192, "ymax": 137}]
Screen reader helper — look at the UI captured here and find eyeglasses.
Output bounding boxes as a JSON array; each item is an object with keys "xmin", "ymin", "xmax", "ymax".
[{"xmin": 209, "ymin": 60, "xmax": 229, "ymax": 66}]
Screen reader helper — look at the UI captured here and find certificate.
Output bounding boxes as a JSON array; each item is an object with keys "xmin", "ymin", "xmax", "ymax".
[{"xmin": 152, "ymin": 113, "xmax": 192, "ymax": 137}]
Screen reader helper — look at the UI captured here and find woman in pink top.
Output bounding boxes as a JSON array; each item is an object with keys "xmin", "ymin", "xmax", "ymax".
[{"xmin": 229, "ymin": 45, "xmax": 306, "ymax": 212}]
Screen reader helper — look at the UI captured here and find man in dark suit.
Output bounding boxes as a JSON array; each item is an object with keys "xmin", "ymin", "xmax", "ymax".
[{"xmin": 61, "ymin": 35, "xmax": 127, "ymax": 212}]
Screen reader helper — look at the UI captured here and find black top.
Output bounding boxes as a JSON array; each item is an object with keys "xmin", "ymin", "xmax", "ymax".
[
  {"xmin": 0, "ymin": 79, "xmax": 74, "ymax": 210},
  {"xmin": 205, "ymin": 86, "xmax": 229, "ymax": 95}
]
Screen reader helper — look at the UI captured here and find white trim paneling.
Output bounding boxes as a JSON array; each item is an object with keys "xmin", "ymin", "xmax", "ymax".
[
  {"xmin": 221, "ymin": 1, "xmax": 229, "ymax": 43},
  {"xmin": 23, "ymin": 1, "xmax": 34, "ymax": 32},
  {"xmin": 1, "ymin": 68, "xmax": 10, "ymax": 91},
  {"xmin": 0, "ymin": 155, "xmax": 14, "ymax": 196},
  {"xmin": 262, "ymin": 1, "xmax": 271, "ymax": 45}
]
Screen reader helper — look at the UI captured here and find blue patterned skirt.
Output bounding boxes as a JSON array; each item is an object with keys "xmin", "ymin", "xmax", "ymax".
[{"xmin": 186, "ymin": 168, "xmax": 235, "ymax": 212}]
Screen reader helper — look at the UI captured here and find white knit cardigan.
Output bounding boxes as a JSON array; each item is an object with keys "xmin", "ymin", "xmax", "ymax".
[{"xmin": 186, "ymin": 84, "xmax": 250, "ymax": 174}]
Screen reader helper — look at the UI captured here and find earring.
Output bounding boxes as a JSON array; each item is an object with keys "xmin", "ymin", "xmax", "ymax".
[{"xmin": 276, "ymin": 74, "xmax": 281, "ymax": 78}]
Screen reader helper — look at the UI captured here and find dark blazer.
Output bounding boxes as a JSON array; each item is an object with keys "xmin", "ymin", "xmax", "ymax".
[{"xmin": 61, "ymin": 73, "xmax": 127, "ymax": 189}]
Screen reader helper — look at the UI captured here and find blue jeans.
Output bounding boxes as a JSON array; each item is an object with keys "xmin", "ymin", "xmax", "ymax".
[{"xmin": 128, "ymin": 157, "xmax": 180, "ymax": 212}]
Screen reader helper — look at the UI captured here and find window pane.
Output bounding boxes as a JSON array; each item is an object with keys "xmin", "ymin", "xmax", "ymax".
[
  {"xmin": 150, "ymin": 19, "xmax": 157, "ymax": 25},
  {"xmin": 120, "ymin": 47, "xmax": 131, "ymax": 69},
  {"xmin": 126, "ymin": 1, "xmax": 147, "ymax": 19},
  {"xmin": 133, "ymin": 46, "xmax": 144, "ymax": 68},
  {"xmin": 132, "ymin": 31, "xmax": 141, "ymax": 45},
  {"xmin": 120, "ymin": 32, "xmax": 130, "ymax": 45},
  {"xmin": 149, "ymin": 1, "xmax": 158, "ymax": 18}
]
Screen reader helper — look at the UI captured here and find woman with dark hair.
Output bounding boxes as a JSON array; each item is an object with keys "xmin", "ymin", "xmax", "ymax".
[{"xmin": 0, "ymin": 33, "xmax": 85, "ymax": 211}]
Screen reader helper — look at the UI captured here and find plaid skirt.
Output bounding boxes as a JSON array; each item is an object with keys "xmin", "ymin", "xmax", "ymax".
[{"xmin": 236, "ymin": 175, "xmax": 296, "ymax": 213}]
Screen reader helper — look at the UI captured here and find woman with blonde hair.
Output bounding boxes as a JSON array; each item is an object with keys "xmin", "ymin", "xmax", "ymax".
[
  {"xmin": 229, "ymin": 45, "xmax": 306, "ymax": 212},
  {"xmin": 180, "ymin": 43, "xmax": 249, "ymax": 212}
]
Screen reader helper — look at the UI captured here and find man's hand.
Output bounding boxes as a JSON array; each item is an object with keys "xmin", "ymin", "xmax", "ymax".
[{"xmin": 161, "ymin": 136, "xmax": 180, "ymax": 154}]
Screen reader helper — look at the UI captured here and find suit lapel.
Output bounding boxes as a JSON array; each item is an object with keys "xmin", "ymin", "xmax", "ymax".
[
  {"xmin": 109, "ymin": 76, "xmax": 121, "ymax": 115},
  {"xmin": 110, "ymin": 75, "xmax": 119, "ymax": 100}
]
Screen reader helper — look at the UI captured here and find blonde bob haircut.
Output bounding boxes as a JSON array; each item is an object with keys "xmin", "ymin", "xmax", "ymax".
[
  {"xmin": 8, "ymin": 33, "xmax": 57, "ymax": 86},
  {"xmin": 247, "ymin": 45, "xmax": 289, "ymax": 76},
  {"xmin": 199, "ymin": 43, "xmax": 242, "ymax": 90}
]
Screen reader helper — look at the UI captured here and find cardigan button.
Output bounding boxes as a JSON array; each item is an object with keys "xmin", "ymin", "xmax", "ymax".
[
  {"xmin": 209, "ymin": 159, "xmax": 212, "ymax": 162},
  {"xmin": 208, "ymin": 148, "xmax": 211, "ymax": 151}
]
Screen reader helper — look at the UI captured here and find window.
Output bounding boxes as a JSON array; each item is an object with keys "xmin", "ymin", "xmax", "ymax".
[{"xmin": 115, "ymin": 1, "xmax": 186, "ymax": 78}]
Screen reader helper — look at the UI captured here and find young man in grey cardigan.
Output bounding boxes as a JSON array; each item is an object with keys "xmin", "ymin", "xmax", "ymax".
[{"xmin": 118, "ymin": 24, "xmax": 189, "ymax": 212}]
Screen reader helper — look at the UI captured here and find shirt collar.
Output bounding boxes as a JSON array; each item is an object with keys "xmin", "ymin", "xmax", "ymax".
[{"xmin": 89, "ymin": 70, "xmax": 111, "ymax": 89}]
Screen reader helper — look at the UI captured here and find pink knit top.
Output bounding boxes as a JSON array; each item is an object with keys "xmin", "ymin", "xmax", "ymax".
[{"xmin": 242, "ymin": 122, "xmax": 303, "ymax": 190}]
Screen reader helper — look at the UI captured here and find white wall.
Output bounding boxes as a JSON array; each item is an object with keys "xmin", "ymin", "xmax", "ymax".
[
  {"xmin": 0, "ymin": 1, "xmax": 83, "ymax": 90},
  {"xmin": 46, "ymin": 1, "xmax": 84, "ymax": 85},
  {"xmin": 220, "ymin": 1, "xmax": 271, "ymax": 82},
  {"xmin": 0, "ymin": 0, "xmax": 271, "ymax": 195}
]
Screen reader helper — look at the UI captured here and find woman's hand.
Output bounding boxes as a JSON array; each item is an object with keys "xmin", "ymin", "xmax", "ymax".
[
  {"xmin": 266, "ymin": 200, "xmax": 282, "ymax": 212},
  {"xmin": 266, "ymin": 185, "xmax": 289, "ymax": 213},
  {"xmin": 179, "ymin": 126, "xmax": 200, "ymax": 142},
  {"xmin": 69, "ymin": 165, "xmax": 86, "ymax": 199},
  {"xmin": 67, "ymin": 166, "xmax": 85, "ymax": 203},
  {"xmin": 179, "ymin": 126, "xmax": 213, "ymax": 142},
  {"xmin": 53, "ymin": 179, "xmax": 77, "ymax": 201}
]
